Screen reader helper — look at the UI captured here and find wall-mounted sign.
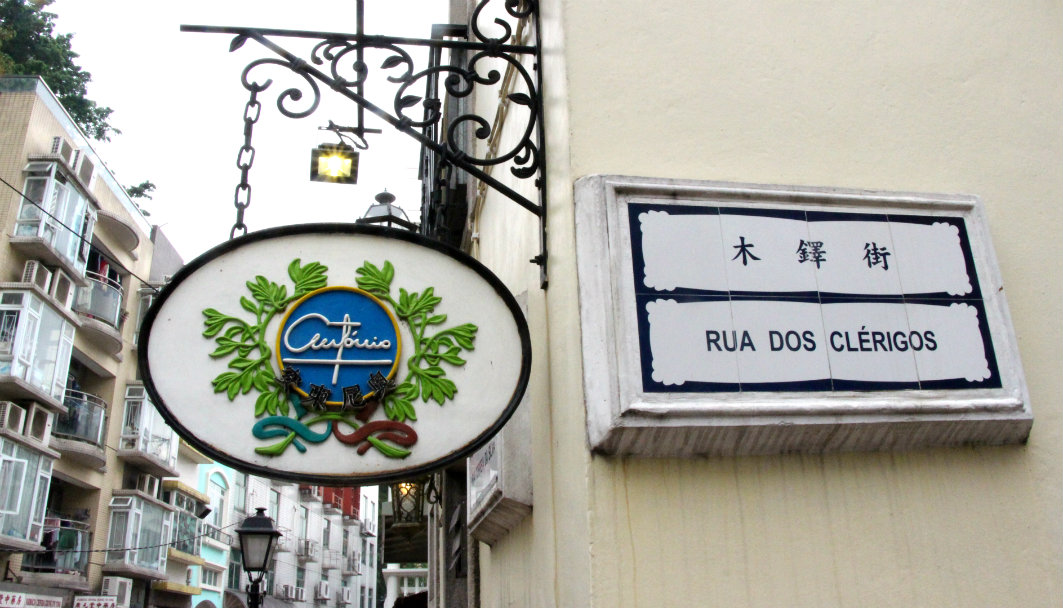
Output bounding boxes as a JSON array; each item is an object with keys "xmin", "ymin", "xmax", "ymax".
[
  {"xmin": 73, "ymin": 598, "xmax": 117, "ymax": 608},
  {"xmin": 140, "ymin": 224, "xmax": 530, "ymax": 484},
  {"xmin": 576, "ymin": 176, "xmax": 1030, "ymax": 456},
  {"xmin": 0, "ymin": 594, "xmax": 63, "ymax": 608}
]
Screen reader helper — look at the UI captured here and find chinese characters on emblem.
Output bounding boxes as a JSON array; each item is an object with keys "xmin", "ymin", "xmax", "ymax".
[{"xmin": 277, "ymin": 367, "xmax": 397, "ymax": 412}]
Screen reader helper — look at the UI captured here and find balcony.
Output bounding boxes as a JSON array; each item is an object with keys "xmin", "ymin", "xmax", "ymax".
[
  {"xmin": 323, "ymin": 495, "xmax": 343, "ymax": 515},
  {"xmin": 202, "ymin": 522, "xmax": 232, "ymax": 546},
  {"xmin": 73, "ymin": 272, "xmax": 124, "ymax": 354},
  {"xmin": 296, "ymin": 539, "xmax": 320, "ymax": 563},
  {"xmin": 299, "ymin": 485, "xmax": 322, "ymax": 502},
  {"xmin": 10, "ymin": 167, "xmax": 92, "ymax": 280},
  {"xmin": 0, "ymin": 290, "xmax": 74, "ymax": 410},
  {"xmin": 119, "ymin": 428, "xmax": 179, "ymax": 478},
  {"xmin": 19, "ymin": 517, "xmax": 91, "ymax": 591},
  {"xmin": 342, "ymin": 554, "xmax": 361, "ymax": 576},
  {"xmin": 118, "ymin": 385, "xmax": 178, "ymax": 477},
  {"xmin": 51, "ymin": 389, "xmax": 107, "ymax": 469},
  {"xmin": 95, "ymin": 209, "xmax": 141, "ymax": 254},
  {"xmin": 321, "ymin": 549, "xmax": 342, "ymax": 571},
  {"xmin": 104, "ymin": 492, "xmax": 173, "ymax": 580}
]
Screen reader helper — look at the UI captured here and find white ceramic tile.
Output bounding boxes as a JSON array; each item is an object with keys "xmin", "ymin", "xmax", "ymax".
[
  {"xmin": 809, "ymin": 220, "xmax": 904, "ymax": 295},
  {"xmin": 889, "ymin": 219, "xmax": 973, "ymax": 296},
  {"xmin": 637, "ymin": 210, "xmax": 726, "ymax": 291},
  {"xmin": 907, "ymin": 302, "xmax": 993, "ymax": 384},
  {"xmin": 645, "ymin": 298, "xmax": 740, "ymax": 385},
  {"xmin": 729, "ymin": 299, "xmax": 832, "ymax": 384},
  {"xmin": 718, "ymin": 212, "xmax": 819, "ymax": 293},
  {"xmin": 820, "ymin": 301, "xmax": 918, "ymax": 383}
]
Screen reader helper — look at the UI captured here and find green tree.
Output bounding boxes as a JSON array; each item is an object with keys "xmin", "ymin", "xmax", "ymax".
[
  {"xmin": 124, "ymin": 179, "xmax": 154, "ymax": 216},
  {"xmin": 0, "ymin": 0, "xmax": 118, "ymax": 141}
]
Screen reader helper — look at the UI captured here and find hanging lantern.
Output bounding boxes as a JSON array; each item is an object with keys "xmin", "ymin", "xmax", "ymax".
[
  {"xmin": 310, "ymin": 143, "xmax": 359, "ymax": 184},
  {"xmin": 389, "ymin": 478, "xmax": 426, "ymax": 527}
]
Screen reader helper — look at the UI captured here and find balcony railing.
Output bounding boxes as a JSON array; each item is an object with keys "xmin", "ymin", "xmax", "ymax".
[
  {"xmin": 55, "ymin": 389, "xmax": 107, "ymax": 448},
  {"xmin": 203, "ymin": 522, "xmax": 232, "ymax": 545},
  {"xmin": 73, "ymin": 272, "xmax": 123, "ymax": 329},
  {"xmin": 21, "ymin": 518, "xmax": 91, "ymax": 576}
]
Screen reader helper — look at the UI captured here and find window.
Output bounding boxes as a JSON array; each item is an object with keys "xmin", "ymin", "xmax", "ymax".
[
  {"xmin": 0, "ymin": 455, "xmax": 27, "ymax": 514},
  {"xmin": 322, "ymin": 519, "xmax": 331, "ymax": 549},
  {"xmin": 296, "ymin": 566, "xmax": 305, "ymax": 591},
  {"xmin": 0, "ymin": 439, "xmax": 52, "ymax": 543},
  {"xmin": 297, "ymin": 505, "xmax": 308, "ymax": 539},
  {"xmin": 0, "ymin": 291, "xmax": 74, "ymax": 401},
  {"xmin": 233, "ymin": 471, "xmax": 247, "ymax": 512},
  {"xmin": 107, "ymin": 494, "xmax": 173, "ymax": 572},
  {"xmin": 121, "ymin": 385, "xmax": 178, "ymax": 469},
  {"xmin": 268, "ymin": 489, "xmax": 279, "ymax": 520},
  {"xmin": 207, "ymin": 477, "xmax": 227, "ymax": 529},
  {"xmin": 202, "ymin": 569, "xmax": 220, "ymax": 588},
  {"xmin": 227, "ymin": 549, "xmax": 243, "ymax": 590},
  {"xmin": 169, "ymin": 492, "xmax": 202, "ymax": 555},
  {"xmin": 15, "ymin": 163, "xmax": 95, "ymax": 274}
]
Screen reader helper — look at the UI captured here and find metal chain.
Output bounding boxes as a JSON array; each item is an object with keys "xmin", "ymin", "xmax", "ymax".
[{"xmin": 231, "ymin": 89, "xmax": 262, "ymax": 239}]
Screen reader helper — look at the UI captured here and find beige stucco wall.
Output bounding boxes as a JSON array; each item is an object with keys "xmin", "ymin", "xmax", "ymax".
[{"xmin": 474, "ymin": 1, "xmax": 1061, "ymax": 607}]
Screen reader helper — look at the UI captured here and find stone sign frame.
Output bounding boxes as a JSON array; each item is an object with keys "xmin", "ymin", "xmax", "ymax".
[{"xmin": 575, "ymin": 175, "xmax": 1031, "ymax": 456}]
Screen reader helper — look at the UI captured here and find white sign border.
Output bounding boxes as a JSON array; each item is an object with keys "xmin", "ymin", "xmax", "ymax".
[
  {"xmin": 575, "ymin": 175, "xmax": 1031, "ymax": 456},
  {"xmin": 139, "ymin": 223, "xmax": 532, "ymax": 484}
]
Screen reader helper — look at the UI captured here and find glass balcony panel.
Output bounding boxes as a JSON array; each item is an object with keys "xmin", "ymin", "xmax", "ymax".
[
  {"xmin": 107, "ymin": 496, "xmax": 171, "ymax": 573},
  {"xmin": 73, "ymin": 272, "xmax": 123, "ymax": 328},
  {"xmin": 121, "ymin": 393, "xmax": 178, "ymax": 472},
  {"xmin": 172, "ymin": 510, "xmax": 201, "ymax": 555},
  {"xmin": 55, "ymin": 390, "xmax": 107, "ymax": 447}
]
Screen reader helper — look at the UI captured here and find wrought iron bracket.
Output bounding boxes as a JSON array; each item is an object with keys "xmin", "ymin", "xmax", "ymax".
[{"xmin": 182, "ymin": 0, "xmax": 548, "ymax": 287}]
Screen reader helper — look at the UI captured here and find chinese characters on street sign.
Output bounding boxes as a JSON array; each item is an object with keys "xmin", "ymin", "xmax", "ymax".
[{"xmin": 632, "ymin": 204, "xmax": 998, "ymax": 391}]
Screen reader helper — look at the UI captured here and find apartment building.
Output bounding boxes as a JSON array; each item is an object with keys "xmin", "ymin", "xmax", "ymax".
[
  {"xmin": 222, "ymin": 478, "xmax": 380, "ymax": 608},
  {"xmin": 0, "ymin": 75, "xmax": 183, "ymax": 608}
]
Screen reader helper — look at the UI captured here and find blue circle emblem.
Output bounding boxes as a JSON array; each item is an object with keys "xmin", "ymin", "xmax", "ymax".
[{"xmin": 276, "ymin": 287, "xmax": 400, "ymax": 406}]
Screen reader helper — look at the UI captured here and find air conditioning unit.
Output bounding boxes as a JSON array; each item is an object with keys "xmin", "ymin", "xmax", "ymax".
[
  {"xmin": 137, "ymin": 474, "xmax": 160, "ymax": 498},
  {"xmin": 75, "ymin": 150, "xmax": 96, "ymax": 187},
  {"xmin": 0, "ymin": 402, "xmax": 27, "ymax": 434},
  {"xmin": 22, "ymin": 260, "xmax": 52, "ymax": 292},
  {"xmin": 293, "ymin": 587, "xmax": 306, "ymax": 602},
  {"xmin": 51, "ymin": 137, "xmax": 75, "ymax": 168},
  {"xmin": 340, "ymin": 588, "xmax": 353, "ymax": 605},
  {"xmin": 315, "ymin": 581, "xmax": 330, "ymax": 601},
  {"xmin": 101, "ymin": 576, "xmax": 133, "ymax": 608},
  {"xmin": 297, "ymin": 538, "xmax": 319, "ymax": 559},
  {"xmin": 278, "ymin": 584, "xmax": 293, "ymax": 600},
  {"xmin": 24, "ymin": 402, "xmax": 53, "ymax": 447},
  {"xmin": 50, "ymin": 270, "xmax": 75, "ymax": 309}
]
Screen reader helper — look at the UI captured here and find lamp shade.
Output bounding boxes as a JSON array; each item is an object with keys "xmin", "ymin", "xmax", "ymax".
[
  {"xmin": 310, "ymin": 143, "xmax": 359, "ymax": 184},
  {"xmin": 236, "ymin": 508, "xmax": 282, "ymax": 571},
  {"xmin": 390, "ymin": 479, "xmax": 426, "ymax": 525}
]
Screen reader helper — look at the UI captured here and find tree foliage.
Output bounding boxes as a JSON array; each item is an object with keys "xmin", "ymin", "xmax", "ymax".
[{"xmin": 0, "ymin": 0, "xmax": 118, "ymax": 141}]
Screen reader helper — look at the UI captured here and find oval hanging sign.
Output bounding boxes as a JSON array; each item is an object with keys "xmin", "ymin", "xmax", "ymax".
[{"xmin": 139, "ymin": 224, "xmax": 531, "ymax": 485}]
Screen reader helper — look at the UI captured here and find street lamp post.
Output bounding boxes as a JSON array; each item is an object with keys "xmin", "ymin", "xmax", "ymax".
[{"xmin": 236, "ymin": 508, "xmax": 282, "ymax": 608}]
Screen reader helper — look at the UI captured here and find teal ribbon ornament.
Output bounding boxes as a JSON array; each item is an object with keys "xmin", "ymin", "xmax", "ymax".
[{"xmin": 253, "ymin": 415, "xmax": 333, "ymax": 455}]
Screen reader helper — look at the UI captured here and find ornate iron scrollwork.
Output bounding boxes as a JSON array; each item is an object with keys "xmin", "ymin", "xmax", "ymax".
[{"xmin": 183, "ymin": 0, "xmax": 548, "ymax": 287}]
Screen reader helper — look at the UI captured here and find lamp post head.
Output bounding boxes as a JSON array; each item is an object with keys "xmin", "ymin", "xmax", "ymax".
[
  {"xmin": 357, "ymin": 191, "xmax": 419, "ymax": 231},
  {"xmin": 236, "ymin": 507, "xmax": 282, "ymax": 572}
]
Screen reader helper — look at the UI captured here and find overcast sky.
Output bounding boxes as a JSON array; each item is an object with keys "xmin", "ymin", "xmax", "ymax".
[{"xmin": 49, "ymin": 0, "xmax": 448, "ymax": 262}]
